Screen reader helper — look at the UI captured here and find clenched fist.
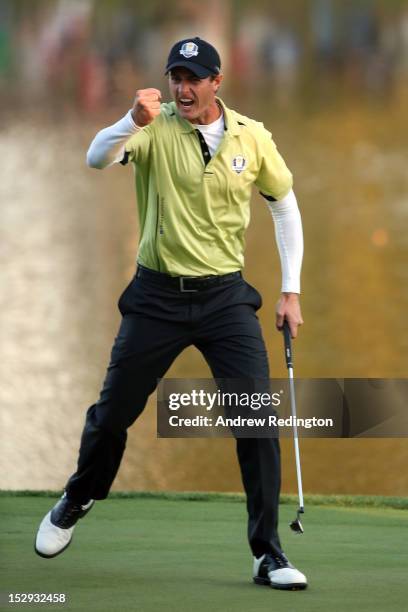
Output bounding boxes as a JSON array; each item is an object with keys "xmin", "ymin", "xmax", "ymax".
[{"xmin": 131, "ymin": 88, "xmax": 162, "ymax": 127}]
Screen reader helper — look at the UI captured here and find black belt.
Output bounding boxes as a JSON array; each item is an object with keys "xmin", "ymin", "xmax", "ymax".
[{"xmin": 136, "ymin": 265, "xmax": 242, "ymax": 292}]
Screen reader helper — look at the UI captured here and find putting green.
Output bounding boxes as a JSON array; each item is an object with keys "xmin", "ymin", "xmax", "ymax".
[{"xmin": 1, "ymin": 493, "xmax": 407, "ymax": 612}]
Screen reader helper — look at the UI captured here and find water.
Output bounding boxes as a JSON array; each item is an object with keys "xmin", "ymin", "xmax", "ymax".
[{"xmin": 1, "ymin": 98, "xmax": 407, "ymax": 496}]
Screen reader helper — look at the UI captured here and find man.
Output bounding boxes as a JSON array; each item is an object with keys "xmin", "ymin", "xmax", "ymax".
[{"xmin": 35, "ymin": 37, "xmax": 306, "ymax": 590}]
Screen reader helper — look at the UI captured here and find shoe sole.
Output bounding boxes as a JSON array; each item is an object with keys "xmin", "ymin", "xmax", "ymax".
[
  {"xmin": 34, "ymin": 535, "xmax": 73, "ymax": 559},
  {"xmin": 254, "ymin": 576, "xmax": 308, "ymax": 590}
]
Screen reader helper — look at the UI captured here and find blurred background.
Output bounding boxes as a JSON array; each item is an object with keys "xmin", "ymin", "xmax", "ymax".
[{"xmin": 1, "ymin": 0, "xmax": 407, "ymax": 496}]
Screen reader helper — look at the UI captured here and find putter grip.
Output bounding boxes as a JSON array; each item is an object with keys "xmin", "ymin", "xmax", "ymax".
[{"xmin": 283, "ymin": 321, "xmax": 293, "ymax": 369}]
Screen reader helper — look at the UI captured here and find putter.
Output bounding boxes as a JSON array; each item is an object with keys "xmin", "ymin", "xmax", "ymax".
[{"xmin": 283, "ymin": 320, "xmax": 304, "ymax": 534}]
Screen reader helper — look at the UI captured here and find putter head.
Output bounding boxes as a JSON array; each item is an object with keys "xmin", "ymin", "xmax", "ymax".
[
  {"xmin": 290, "ymin": 517, "xmax": 304, "ymax": 534},
  {"xmin": 290, "ymin": 508, "xmax": 304, "ymax": 534}
]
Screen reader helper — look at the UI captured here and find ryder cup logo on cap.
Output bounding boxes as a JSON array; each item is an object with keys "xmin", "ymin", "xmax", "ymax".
[
  {"xmin": 179, "ymin": 41, "xmax": 199, "ymax": 58},
  {"xmin": 232, "ymin": 155, "xmax": 247, "ymax": 174}
]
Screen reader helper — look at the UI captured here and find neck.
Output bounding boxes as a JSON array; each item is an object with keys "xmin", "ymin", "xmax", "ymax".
[{"xmin": 191, "ymin": 100, "xmax": 222, "ymax": 125}]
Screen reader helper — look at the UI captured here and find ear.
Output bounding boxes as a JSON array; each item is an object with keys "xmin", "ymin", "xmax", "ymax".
[{"xmin": 213, "ymin": 73, "xmax": 223, "ymax": 93}]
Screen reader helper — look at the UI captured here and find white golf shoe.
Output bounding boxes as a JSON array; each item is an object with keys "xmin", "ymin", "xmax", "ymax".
[
  {"xmin": 35, "ymin": 493, "xmax": 94, "ymax": 558},
  {"xmin": 253, "ymin": 552, "xmax": 308, "ymax": 590}
]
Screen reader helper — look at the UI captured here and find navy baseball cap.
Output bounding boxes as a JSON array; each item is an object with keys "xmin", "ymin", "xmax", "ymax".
[{"xmin": 165, "ymin": 37, "xmax": 221, "ymax": 78}]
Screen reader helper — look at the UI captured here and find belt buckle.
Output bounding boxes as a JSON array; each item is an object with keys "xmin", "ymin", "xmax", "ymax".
[{"xmin": 180, "ymin": 277, "xmax": 198, "ymax": 292}]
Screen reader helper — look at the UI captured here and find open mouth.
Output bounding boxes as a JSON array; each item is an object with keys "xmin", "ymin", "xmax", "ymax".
[{"xmin": 179, "ymin": 98, "xmax": 194, "ymax": 108}]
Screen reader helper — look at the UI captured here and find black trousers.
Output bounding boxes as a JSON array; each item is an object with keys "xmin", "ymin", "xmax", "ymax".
[{"xmin": 65, "ymin": 267, "xmax": 282, "ymax": 558}]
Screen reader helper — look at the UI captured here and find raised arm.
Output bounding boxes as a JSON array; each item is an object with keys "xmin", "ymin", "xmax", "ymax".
[
  {"xmin": 86, "ymin": 110, "xmax": 139, "ymax": 169},
  {"xmin": 86, "ymin": 88, "xmax": 162, "ymax": 169}
]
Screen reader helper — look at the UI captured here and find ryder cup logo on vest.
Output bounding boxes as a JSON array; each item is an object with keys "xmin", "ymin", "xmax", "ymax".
[
  {"xmin": 232, "ymin": 155, "xmax": 247, "ymax": 174},
  {"xmin": 179, "ymin": 42, "xmax": 199, "ymax": 58}
]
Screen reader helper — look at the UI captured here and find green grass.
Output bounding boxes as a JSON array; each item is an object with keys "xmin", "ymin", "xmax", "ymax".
[
  {"xmin": 2, "ymin": 489, "xmax": 408, "ymax": 509},
  {"xmin": 1, "ymin": 493, "xmax": 407, "ymax": 612}
]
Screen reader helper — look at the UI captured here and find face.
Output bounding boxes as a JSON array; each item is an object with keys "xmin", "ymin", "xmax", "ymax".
[{"xmin": 168, "ymin": 67, "xmax": 223, "ymax": 124}]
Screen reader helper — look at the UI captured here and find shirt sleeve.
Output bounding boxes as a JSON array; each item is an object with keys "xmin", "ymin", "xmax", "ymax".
[
  {"xmin": 255, "ymin": 129, "xmax": 293, "ymax": 201},
  {"xmin": 86, "ymin": 110, "xmax": 141, "ymax": 169},
  {"xmin": 267, "ymin": 189, "xmax": 303, "ymax": 293},
  {"xmin": 123, "ymin": 125, "xmax": 152, "ymax": 166}
]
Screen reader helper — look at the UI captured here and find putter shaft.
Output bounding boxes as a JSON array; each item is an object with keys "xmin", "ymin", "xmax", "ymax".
[{"xmin": 283, "ymin": 322, "xmax": 305, "ymax": 527}]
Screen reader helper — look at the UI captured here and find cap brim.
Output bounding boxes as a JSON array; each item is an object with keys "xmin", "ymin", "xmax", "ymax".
[{"xmin": 165, "ymin": 61, "xmax": 214, "ymax": 78}]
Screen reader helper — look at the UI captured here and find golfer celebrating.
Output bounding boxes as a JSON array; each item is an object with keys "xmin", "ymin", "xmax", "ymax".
[{"xmin": 35, "ymin": 37, "xmax": 307, "ymax": 591}]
